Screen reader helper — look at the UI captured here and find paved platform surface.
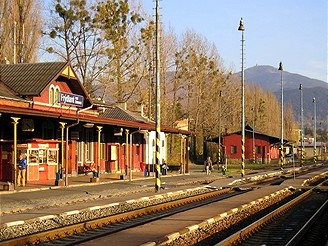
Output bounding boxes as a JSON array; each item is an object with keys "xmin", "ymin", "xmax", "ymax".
[
  {"xmin": 0, "ymin": 168, "xmax": 228, "ymax": 215},
  {"xmin": 1, "ymin": 165, "xmax": 326, "ymax": 227}
]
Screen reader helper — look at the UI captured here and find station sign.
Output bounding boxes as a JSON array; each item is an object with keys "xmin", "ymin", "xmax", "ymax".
[{"xmin": 59, "ymin": 92, "xmax": 84, "ymax": 107}]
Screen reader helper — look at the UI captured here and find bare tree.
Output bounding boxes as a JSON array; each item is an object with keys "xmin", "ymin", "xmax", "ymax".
[
  {"xmin": 93, "ymin": 0, "xmax": 146, "ymax": 103},
  {"xmin": 0, "ymin": 0, "xmax": 42, "ymax": 63},
  {"xmin": 45, "ymin": 0, "xmax": 107, "ymax": 96}
]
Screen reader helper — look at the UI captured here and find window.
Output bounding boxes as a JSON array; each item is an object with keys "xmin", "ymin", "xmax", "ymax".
[
  {"xmin": 48, "ymin": 149, "xmax": 58, "ymax": 164},
  {"xmin": 29, "ymin": 149, "xmax": 39, "ymax": 164},
  {"xmin": 231, "ymin": 145, "xmax": 237, "ymax": 154},
  {"xmin": 136, "ymin": 145, "xmax": 140, "ymax": 156},
  {"xmin": 49, "ymin": 85, "xmax": 60, "ymax": 105},
  {"xmin": 100, "ymin": 143, "xmax": 106, "ymax": 159},
  {"xmin": 39, "ymin": 149, "xmax": 47, "ymax": 163},
  {"xmin": 256, "ymin": 146, "xmax": 261, "ymax": 154},
  {"xmin": 55, "ymin": 87, "xmax": 60, "ymax": 104},
  {"xmin": 76, "ymin": 141, "xmax": 84, "ymax": 164},
  {"xmin": 49, "ymin": 85, "xmax": 55, "ymax": 105}
]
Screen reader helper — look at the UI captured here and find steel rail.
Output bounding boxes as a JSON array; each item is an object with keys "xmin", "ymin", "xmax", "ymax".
[
  {"xmin": 286, "ymin": 198, "xmax": 328, "ymax": 246},
  {"xmin": 216, "ymin": 181, "xmax": 327, "ymax": 246},
  {"xmin": 2, "ymin": 187, "xmax": 240, "ymax": 246}
]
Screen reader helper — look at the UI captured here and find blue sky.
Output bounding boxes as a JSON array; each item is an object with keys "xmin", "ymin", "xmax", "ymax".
[{"xmin": 141, "ymin": 0, "xmax": 327, "ymax": 82}]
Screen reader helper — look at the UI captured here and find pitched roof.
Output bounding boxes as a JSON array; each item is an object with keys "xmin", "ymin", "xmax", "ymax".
[
  {"xmin": 100, "ymin": 106, "xmax": 138, "ymax": 122},
  {"xmin": 0, "ymin": 62, "xmax": 68, "ymax": 96},
  {"xmin": 99, "ymin": 105, "xmax": 151, "ymax": 123},
  {"xmin": 0, "ymin": 81, "xmax": 23, "ymax": 100},
  {"xmin": 206, "ymin": 124, "xmax": 284, "ymax": 144}
]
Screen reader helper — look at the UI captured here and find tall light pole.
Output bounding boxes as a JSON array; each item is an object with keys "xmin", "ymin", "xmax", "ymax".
[
  {"xmin": 218, "ymin": 90, "xmax": 222, "ymax": 168},
  {"xmin": 252, "ymin": 107, "xmax": 255, "ymax": 164},
  {"xmin": 238, "ymin": 18, "xmax": 245, "ymax": 177},
  {"xmin": 299, "ymin": 84, "xmax": 304, "ymax": 166},
  {"xmin": 278, "ymin": 62, "xmax": 284, "ymax": 169},
  {"xmin": 125, "ymin": 129, "xmax": 129, "ymax": 177},
  {"xmin": 155, "ymin": 0, "xmax": 161, "ymax": 191},
  {"xmin": 11, "ymin": 117, "xmax": 20, "ymax": 190},
  {"xmin": 313, "ymin": 97, "xmax": 317, "ymax": 163},
  {"xmin": 97, "ymin": 126, "xmax": 102, "ymax": 177}
]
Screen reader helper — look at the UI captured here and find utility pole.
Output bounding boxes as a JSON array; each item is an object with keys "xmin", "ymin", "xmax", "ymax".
[{"xmin": 155, "ymin": 0, "xmax": 161, "ymax": 192}]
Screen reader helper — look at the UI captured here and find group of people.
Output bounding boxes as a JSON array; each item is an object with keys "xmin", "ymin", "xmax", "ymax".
[
  {"xmin": 83, "ymin": 163, "xmax": 98, "ymax": 178},
  {"xmin": 16, "ymin": 153, "xmax": 223, "ymax": 186},
  {"xmin": 140, "ymin": 160, "xmax": 168, "ymax": 176}
]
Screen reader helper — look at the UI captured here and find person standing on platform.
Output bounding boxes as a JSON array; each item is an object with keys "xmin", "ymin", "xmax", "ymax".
[
  {"xmin": 161, "ymin": 160, "xmax": 167, "ymax": 175},
  {"xmin": 17, "ymin": 154, "xmax": 27, "ymax": 186},
  {"xmin": 204, "ymin": 156, "xmax": 212, "ymax": 175}
]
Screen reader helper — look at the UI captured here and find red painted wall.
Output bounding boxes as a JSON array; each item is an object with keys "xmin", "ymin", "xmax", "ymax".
[{"xmin": 222, "ymin": 132, "xmax": 273, "ymax": 161}]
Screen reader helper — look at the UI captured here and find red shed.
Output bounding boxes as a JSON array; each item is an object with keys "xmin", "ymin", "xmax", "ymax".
[{"xmin": 208, "ymin": 125, "xmax": 281, "ymax": 163}]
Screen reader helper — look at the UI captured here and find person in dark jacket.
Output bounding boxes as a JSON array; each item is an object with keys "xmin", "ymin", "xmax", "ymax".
[{"xmin": 17, "ymin": 153, "xmax": 27, "ymax": 186}]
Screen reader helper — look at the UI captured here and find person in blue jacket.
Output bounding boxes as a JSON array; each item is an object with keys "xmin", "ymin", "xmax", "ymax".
[{"xmin": 17, "ymin": 153, "xmax": 27, "ymax": 186}]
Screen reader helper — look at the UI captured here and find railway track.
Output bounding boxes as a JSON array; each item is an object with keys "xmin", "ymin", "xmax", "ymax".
[
  {"xmin": 1, "ymin": 187, "xmax": 248, "ymax": 246},
  {"xmin": 214, "ymin": 181, "xmax": 328, "ymax": 246},
  {"xmin": 1, "ymin": 166, "xmax": 326, "ymax": 246}
]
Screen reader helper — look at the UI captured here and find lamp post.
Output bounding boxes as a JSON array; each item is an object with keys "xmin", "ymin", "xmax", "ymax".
[
  {"xmin": 11, "ymin": 117, "xmax": 20, "ymax": 190},
  {"xmin": 278, "ymin": 62, "xmax": 284, "ymax": 169},
  {"xmin": 97, "ymin": 126, "xmax": 103, "ymax": 177},
  {"xmin": 218, "ymin": 90, "xmax": 222, "ymax": 168},
  {"xmin": 299, "ymin": 84, "xmax": 304, "ymax": 166},
  {"xmin": 125, "ymin": 129, "xmax": 129, "ymax": 177},
  {"xmin": 252, "ymin": 107, "xmax": 255, "ymax": 164},
  {"xmin": 238, "ymin": 17, "xmax": 245, "ymax": 177},
  {"xmin": 313, "ymin": 98, "xmax": 317, "ymax": 163},
  {"xmin": 155, "ymin": 0, "xmax": 161, "ymax": 191}
]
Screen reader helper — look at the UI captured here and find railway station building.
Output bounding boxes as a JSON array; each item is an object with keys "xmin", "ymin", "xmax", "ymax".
[{"xmin": 0, "ymin": 62, "xmax": 189, "ymax": 185}]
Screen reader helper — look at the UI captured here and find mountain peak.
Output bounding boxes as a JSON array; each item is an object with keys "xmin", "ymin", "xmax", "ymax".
[
  {"xmin": 236, "ymin": 65, "xmax": 327, "ymax": 92},
  {"xmin": 234, "ymin": 64, "xmax": 328, "ymax": 123}
]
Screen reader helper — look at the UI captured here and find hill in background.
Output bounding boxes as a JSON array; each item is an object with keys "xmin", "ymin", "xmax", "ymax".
[{"xmin": 234, "ymin": 65, "xmax": 328, "ymax": 127}]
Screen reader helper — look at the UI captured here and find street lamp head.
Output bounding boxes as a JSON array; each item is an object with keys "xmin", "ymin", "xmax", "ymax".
[
  {"xmin": 299, "ymin": 84, "xmax": 302, "ymax": 90},
  {"xmin": 238, "ymin": 18, "xmax": 245, "ymax": 31},
  {"xmin": 83, "ymin": 123, "xmax": 94, "ymax": 128},
  {"xmin": 313, "ymin": 97, "xmax": 316, "ymax": 103},
  {"xmin": 278, "ymin": 62, "xmax": 283, "ymax": 71}
]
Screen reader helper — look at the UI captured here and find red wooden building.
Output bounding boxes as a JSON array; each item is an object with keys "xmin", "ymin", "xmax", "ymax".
[
  {"xmin": 208, "ymin": 125, "xmax": 281, "ymax": 163},
  {"xmin": 0, "ymin": 62, "xmax": 189, "ymax": 184}
]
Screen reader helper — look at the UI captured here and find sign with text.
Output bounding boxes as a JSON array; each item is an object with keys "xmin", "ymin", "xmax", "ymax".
[{"xmin": 59, "ymin": 92, "xmax": 84, "ymax": 107}]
